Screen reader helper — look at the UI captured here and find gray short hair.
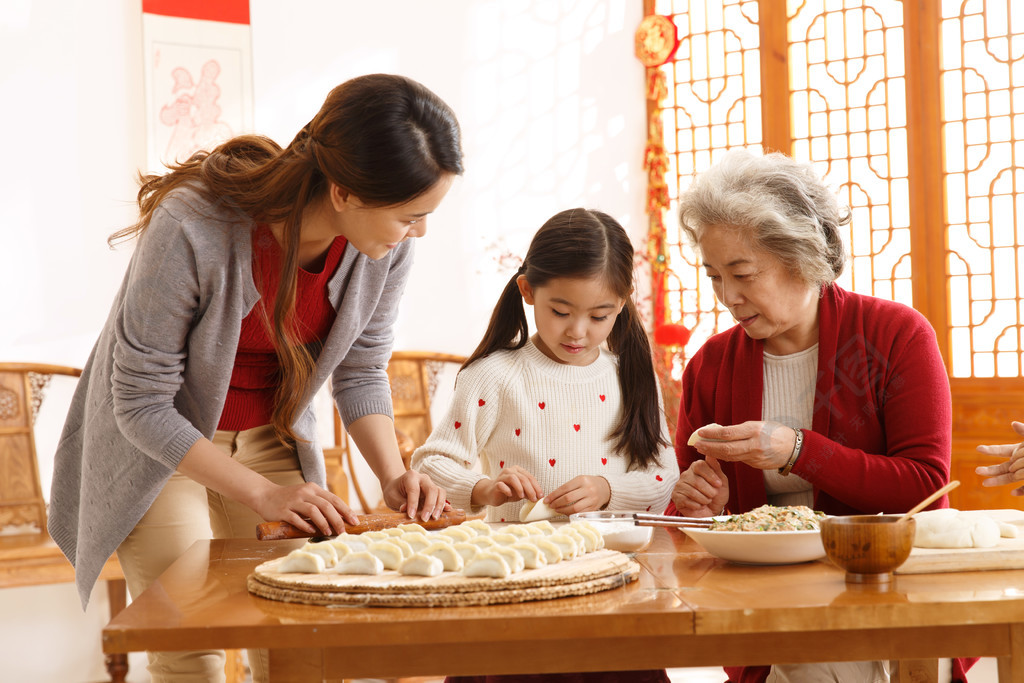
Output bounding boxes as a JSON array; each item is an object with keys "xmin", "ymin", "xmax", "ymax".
[{"xmin": 677, "ymin": 149, "xmax": 850, "ymax": 289}]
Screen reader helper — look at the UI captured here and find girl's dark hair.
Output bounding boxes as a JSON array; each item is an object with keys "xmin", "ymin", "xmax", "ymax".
[
  {"xmin": 112, "ymin": 74, "xmax": 463, "ymax": 445},
  {"xmin": 464, "ymin": 209, "xmax": 667, "ymax": 471}
]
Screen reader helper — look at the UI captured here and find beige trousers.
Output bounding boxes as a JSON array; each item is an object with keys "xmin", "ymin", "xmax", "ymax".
[{"xmin": 116, "ymin": 425, "xmax": 304, "ymax": 683}]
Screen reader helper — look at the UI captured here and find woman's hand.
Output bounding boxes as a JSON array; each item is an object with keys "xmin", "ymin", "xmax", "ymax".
[
  {"xmin": 254, "ymin": 481, "xmax": 357, "ymax": 537},
  {"xmin": 692, "ymin": 421, "xmax": 797, "ymax": 471},
  {"xmin": 471, "ymin": 465, "xmax": 543, "ymax": 508},
  {"xmin": 976, "ymin": 421, "xmax": 1024, "ymax": 495},
  {"xmin": 546, "ymin": 475, "xmax": 611, "ymax": 516},
  {"xmin": 671, "ymin": 455, "xmax": 729, "ymax": 517},
  {"xmin": 381, "ymin": 469, "xmax": 448, "ymax": 522}
]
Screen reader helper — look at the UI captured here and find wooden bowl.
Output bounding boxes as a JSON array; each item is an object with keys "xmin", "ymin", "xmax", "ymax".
[{"xmin": 820, "ymin": 515, "xmax": 915, "ymax": 584}]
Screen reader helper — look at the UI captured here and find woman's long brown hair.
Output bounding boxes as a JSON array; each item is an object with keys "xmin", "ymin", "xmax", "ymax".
[
  {"xmin": 463, "ymin": 209, "xmax": 667, "ymax": 470},
  {"xmin": 112, "ymin": 74, "xmax": 463, "ymax": 445}
]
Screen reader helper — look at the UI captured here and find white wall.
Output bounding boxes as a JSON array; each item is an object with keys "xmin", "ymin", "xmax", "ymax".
[{"xmin": 0, "ymin": 1, "xmax": 645, "ymax": 680}]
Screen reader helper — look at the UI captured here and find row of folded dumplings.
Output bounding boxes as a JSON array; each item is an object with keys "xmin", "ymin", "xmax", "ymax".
[{"xmin": 274, "ymin": 518, "xmax": 606, "ymax": 579}]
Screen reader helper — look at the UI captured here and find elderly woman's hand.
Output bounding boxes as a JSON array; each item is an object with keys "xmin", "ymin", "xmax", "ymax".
[
  {"xmin": 691, "ymin": 421, "xmax": 799, "ymax": 471},
  {"xmin": 976, "ymin": 421, "xmax": 1024, "ymax": 496},
  {"xmin": 672, "ymin": 455, "xmax": 729, "ymax": 517}
]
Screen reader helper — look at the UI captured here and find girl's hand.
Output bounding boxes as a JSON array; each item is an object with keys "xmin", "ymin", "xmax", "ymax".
[
  {"xmin": 692, "ymin": 421, "xmax": 797, "ymax": 471},
  {"xmin": 976, "ymin": 421, "xmax": 1024, "ymax": 495},
  {"xmin": 546, "ymin": 475, "xmax": 611, "ymax": 515},
  {"xmin": 255, "ymin": 481, "xmax": 357, "ymax": 537},
  {"xmin": 471, "ymin": 465, "xmax": 543, "ymax": 508},
  {"xmin": 381, "ymin": 469, "xmax": 448, "ymax": 522},
  {"xmin": 671, "ymin": 455, "xmax": 729, "ymax": 517}
]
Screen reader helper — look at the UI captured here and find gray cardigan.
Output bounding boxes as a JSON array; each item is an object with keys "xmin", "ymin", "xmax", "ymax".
[{"xmin": 48, "ymin": 186, "xmax": 413, "ymax": 607}]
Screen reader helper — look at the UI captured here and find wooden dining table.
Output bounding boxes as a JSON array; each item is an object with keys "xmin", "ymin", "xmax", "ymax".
[{"xmin": 103, "ymin": 527, "xmax": 1024, "ymax": 682}]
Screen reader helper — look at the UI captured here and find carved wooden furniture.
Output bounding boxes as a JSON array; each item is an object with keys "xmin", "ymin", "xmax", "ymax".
[
  {"xmin": 0, "ymin": 363, "xmax": 128, "ymax": 683},
  {"xmin": 105, "ymin": 529, "xmax": 1023, "ymax": 682},
  {"xmin": 323, "ymin": 351, "xmax": 467, "ymax": 513}
]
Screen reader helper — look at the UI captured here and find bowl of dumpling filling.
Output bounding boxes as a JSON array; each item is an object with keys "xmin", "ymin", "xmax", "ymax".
[{"xmin": 681, "ymin": 505, "xmax": 827, "ymax": 565}]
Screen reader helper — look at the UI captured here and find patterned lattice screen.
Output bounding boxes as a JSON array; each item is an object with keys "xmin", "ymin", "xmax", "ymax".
[
  {"xmin": 650, "ymin": 0, "xmax": 1024, "ymax": 380},
  {"xmin": 942, "ymin": 0, "xmax": 1024, "ymax": 378}
]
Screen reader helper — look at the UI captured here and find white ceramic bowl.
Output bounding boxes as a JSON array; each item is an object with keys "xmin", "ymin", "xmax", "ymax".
[
  {"xmin": 569, "ymin": 511, "xmax": 653, "ymax": 552},
  {"xmin": 682, "ymin": 522, "xmax": 825, "ymax": 565}
]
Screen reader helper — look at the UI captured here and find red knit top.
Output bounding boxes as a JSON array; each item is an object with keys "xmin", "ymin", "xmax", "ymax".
[{"xmin": 218, "ymin": 224, "xmax": 347, "ymax": 431}]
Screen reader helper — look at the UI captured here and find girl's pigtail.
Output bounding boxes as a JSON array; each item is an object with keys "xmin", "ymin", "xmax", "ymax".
[
  {"xmin": 608, "ymin": 297, "xmax": 667, "ymax": 470},
  {"xmin": 461, "ymin": 269, "xmax": 530, "ymax": 371}
]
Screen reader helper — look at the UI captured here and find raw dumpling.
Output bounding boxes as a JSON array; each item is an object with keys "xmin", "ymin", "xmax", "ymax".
[
  {"xmin": 453, "ymin": 542, "xmax": 480, "ymax": 562},
  {"xmin": 525, "ymin": 520, "xmax": 556, "ymax": 535},
  {"xmin": 399, "ymin": 553, "xmax": 444, "ymax": 577},
  {"xmin": 400, "ymin": 532, "xmax": 433, "ymax": 553},
  {"xmin": 687, "ymin": 423, "xmax": 724, "ymax": 446},
  {"xmin": 463, "ymin": 551, "xmax": 511, "ymax": 578},
  {"xmin": 490, "ymin": 533, "xmax": 520, "ymax": 546},
  {"xmin": 547, "ymin": 532, "xmax": 581, "ymax": 560},
  {"xmin": 326, "ymin": 539, "xmax": 354, "ymax": 558},
  {"xmin": 510, "ymin": 541, "xmax": 548, "ymax": 570},
  {"xmin": 277, "ymin": 550, "xmax": 326, "ymax": 574},
  {"xmin": 463, "ymin": 519, "xmax": 492, "ymax": 536},
  {"xmin": 379, "ymin": 537, "xmax": 414, "ymax": 558},
  {"xmin": 567, "ymin": 522, "xmax": 604, "ymax": 552},
  {"xmin": 502, "ymin": 525, "xmax": 532, "ymax": 538},
  {"xmin": 492, "ymin": 545, "xmax": 526, "ymax": 573},
  {"xmin": 520, "ymin": 499, "xmax": 558, "ymax": 522},
  {"xmin": 423, "ymin": 541, "xmax": 464, "ymax": 571},
  {"xmin": 368, "ymin": 541, "xmax": 405, "ymax": 569},
  {"xmin": 362, "ymin": 531, "xmax": 390, "ymax": 542},
  {"xmin": 438, "ymin": 526, "xmax": 474, "ymax": 542},
  {"xmin": 529, "ymin": 537, "xmax": 563, "ymax": 564},
  {"xmin": 468, "ymin": 536, "xmax": 498, "ymax": 549},
  {"xmin": 301, "ymin": 541, "xmax": 339, "ymax": 567},
  {"xmin": 337, "ymin": 551, "xmax": 384, "ymax": 575},
  {"xmin": 398, "ymin": 522, "xmax": 428, "ymax": 534}
]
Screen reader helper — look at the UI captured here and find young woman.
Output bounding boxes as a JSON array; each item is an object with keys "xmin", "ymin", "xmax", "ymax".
[{"xmin": 49, "ymin": 73, "xmax": 463, "ymax": 682}]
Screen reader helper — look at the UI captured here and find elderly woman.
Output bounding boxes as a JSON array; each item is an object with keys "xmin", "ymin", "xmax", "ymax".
[{"xmin": 667, "ymin": 150, "xmax": 974, "ymax": 683}]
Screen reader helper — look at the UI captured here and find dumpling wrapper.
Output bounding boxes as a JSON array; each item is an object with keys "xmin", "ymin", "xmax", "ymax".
[
  {"xmin": 520, "ymin": 499, "xmax": 559, "ymax": 522},
  {"xmin": 337, "ymin": 551, "xmax": 384, "ymax": 575},
  {"xmin": 277, "ymin": 550, "xmax": 326, "ymax": 574},
  {"xmin": 687, "ymin": 422, "xmax": 725, "ymax": 446},
  {"xmin": 399, "ymin": 553, "xmax": 444, "ymax": 577},
  {"xmin": 463, "ymin": 551, "xmax": 511, "ymax": 578}
]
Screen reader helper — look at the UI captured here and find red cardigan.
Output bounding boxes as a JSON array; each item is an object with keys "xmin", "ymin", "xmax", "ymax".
[{"xmin": 669, "ymin": 285, "xmax": 974, "ymax": 683}]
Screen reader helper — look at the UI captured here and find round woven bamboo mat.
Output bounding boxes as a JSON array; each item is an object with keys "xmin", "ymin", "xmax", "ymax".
[{"xmin": 247, "ymin": 548, "xmax": 639, "ymax": 607}]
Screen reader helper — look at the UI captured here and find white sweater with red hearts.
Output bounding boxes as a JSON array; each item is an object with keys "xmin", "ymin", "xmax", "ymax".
[{"xmin": 411, "ymin": 339, "xmax": 677, "ymax": 522}]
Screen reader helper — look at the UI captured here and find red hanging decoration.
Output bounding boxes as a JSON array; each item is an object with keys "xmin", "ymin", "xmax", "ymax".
[{"xmin": 634, "ymin": 14, "xmax": 679, "ymax": 67}]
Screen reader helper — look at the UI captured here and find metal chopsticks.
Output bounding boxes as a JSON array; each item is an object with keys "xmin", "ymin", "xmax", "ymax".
[{"xmin": 632, "ymin": 512, "xmax": 715, "ymax": 528}]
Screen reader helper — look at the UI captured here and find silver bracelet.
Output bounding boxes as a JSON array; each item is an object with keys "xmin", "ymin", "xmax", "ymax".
[{"xmin": 778, "ymin": 428, "xmax": 803, "ymax": 476}]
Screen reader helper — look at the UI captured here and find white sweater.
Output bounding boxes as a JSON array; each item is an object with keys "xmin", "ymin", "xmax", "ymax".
[{"xmin": 411, "ymin": 339, "xmax": 677, "ymax": 522}]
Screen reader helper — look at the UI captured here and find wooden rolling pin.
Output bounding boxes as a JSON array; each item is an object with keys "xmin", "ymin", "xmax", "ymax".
[{"xmin": 256, "ymin": 509, "xmax": 467, "ymax": 541}]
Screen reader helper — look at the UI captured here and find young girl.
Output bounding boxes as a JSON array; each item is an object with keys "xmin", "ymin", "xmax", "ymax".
[
  {"xmin": 49, "ymin": 73, "xmax": 462, "ymax": 683},
  {"xmin": 412, "ymin": 208, "xmax": 676, "ymax": 523},
  {"xmin": 412, "ymin": 208, "xmax": 676, "ymax": 683}
]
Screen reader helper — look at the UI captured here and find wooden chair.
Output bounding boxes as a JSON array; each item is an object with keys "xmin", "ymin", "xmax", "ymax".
[
  {"xmin": 0, "ymin": 363, "xmax": 128, "ymax": 683},
  {"xmin": 324, "ymin": 351, "xmax": 467, "ymax": 513}
]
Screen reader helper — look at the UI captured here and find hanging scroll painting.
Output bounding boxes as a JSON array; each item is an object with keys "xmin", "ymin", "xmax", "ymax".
[{"xmin": 142, "ymin": 0, "xmax": 253, "ymax": 173}]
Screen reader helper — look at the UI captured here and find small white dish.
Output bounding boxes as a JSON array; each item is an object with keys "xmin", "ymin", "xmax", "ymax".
[
  {"xmin": 569, "ymin": 511, "xmax": 653, "ymax": 552},
  {"xmin": 682, "ymin": 521, "xmax": 825, "ymax": 565}
]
